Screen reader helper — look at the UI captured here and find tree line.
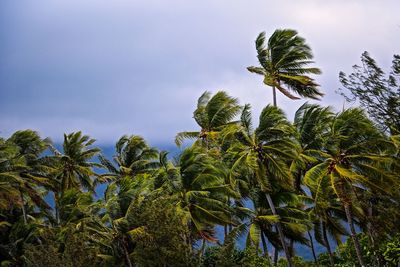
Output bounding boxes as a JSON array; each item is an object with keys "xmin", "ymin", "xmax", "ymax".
[{"xmin": 0, "ymin": 29, "xmax": 399, "ymax": 267}]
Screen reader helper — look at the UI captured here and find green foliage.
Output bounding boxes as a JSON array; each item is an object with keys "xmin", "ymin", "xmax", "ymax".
[
  {"xmin": 248, "ymin": 29, "xmax": 322, "ymax": 105},
  {"xmin": 131, "ymin": 197, "xmax": 197, "ymax": 267},
  {"xmin": 202, "ymin": 246, "xmax": 273, "ymax": 267},
  {"xmin": 383, "ymin": 234, "xmax": 400, "ymax": 264},
  {"xmin": 23, "ymin": 231, "xmax": 101, "ymax": 267}
]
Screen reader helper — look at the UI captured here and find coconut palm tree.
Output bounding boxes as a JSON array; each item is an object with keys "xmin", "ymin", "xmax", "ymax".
[
  {"xmin": 175, "ymin": 91, "xmax": 241, "ymax": 147},
  {"xmin": 291, "ymin": 103, "xmax": 333, "ymax": 192},
  {"xmin": 306, "ymin": 184, "xmax": 349, "ymax": 266},
  {"xmin": 226, "ymin": 104, "xmax": 297, "ymax": 266},
  {"xmin": 7, "ymin": 130, "xmax": 52, "ymax": 223},
  {"xmin": 248, "ymin": 29, "xmax": 322, "ymax": 106},
  {"xmin": 98, "ymin": 174, "xmax": 153, "ymax": 267},
  {"xmin": 0, "ymin": 139, "xmax": 24, "ymax": 212},
  {"xmin": 304, "ymin": 108, "xmax": 396, "ymax": 266},
  {"xmin": 99, "ymin": 135, "xmax": 159, "ymax": 182},
  {"xmin": 50, "ymin": 132, "xmax": 101, "ymax": 224},
  {"xmin": 173, "ymin": 146, "xmax": 237, "ymax": 244}
]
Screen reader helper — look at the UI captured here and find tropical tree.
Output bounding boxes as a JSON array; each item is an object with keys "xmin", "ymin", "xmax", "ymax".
[
  {"xmin": 7, "ymin": 130, "xmax": 52, "ymax": 224},
  {"xmin": 99, "ymin": 174, "xmax": 153, "ymax": 267},
  {"xmin": 248, "ymin": 29, "xmax": 322, "ymax": 106},
  {"xmin": 99, "ymin": 135, "xmax": 159, "ymax": 180},
  {"xmin": 50, "ymin": 131, "xmax": 101, "ymax": 224},
  {"xmin": 291, "ymin": 103, "xmax": 333, "ymax": 192},
  {"xmin": 173, "ymin": 146, "xmax": 237, "ymax": 246},
  {"xmin": 306, "ymin": 185, "xmax": 348, "ymax": 266},
  {"xmin": 175, "ymin": 91, "xmax": 241, "ymax": 147},
  {"xmin": 0, "ymin": 138, "xmax": 25, "ymax": 213},
  {"xmin": 304, "ymin": 108, "xmax": 396, "ymax": 266},
  {"xmin": 226, "ymin": 104, "xmax": 297, "ymax": 266}
]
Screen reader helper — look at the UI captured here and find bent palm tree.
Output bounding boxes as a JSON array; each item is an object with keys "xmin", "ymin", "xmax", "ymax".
[
  {"xmin": 175, "ymin": 91, "xmax": 241, "ymax": 147},
  {"xmin": 227, "ymin": 104, "xmax": 297, "ymax": 266},
  {"xmin": 174, "ymin": 146, "xmax": 237, "ymax": 243},
  {"xmin": 8, "ymin": 130, "xmax": 52, "ymax": 223},
  {"xmin": 248, "ymin": 29, "xmax": 322, "ymax": 106},
  {"xmin": 304, "ymin": 108, "xmax": 396, "ymax": 266},
  {"xmin": 99, "ymin": 135, "xmax": 159, "ymax": 181},
  {"xmin": 50, "ymin": 132, "xmax": 101, "ymax": 224}
]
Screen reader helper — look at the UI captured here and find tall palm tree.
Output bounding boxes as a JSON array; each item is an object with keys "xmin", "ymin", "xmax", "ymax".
[
  {"xmin": 248, "ymin": 29, "xmax": 322, "ymax": 106},
  {"xmin": 50, "ymin": 132, "xmax": 101, "ymax": 224},
  {"xmin": 304, "ymin": 108, "xmax": 396, "ymax": 266},
  {"xmin": 226, "ymin": 104, "xmax": 297, "ymax": 266},
  {"xmin": 175, "ymin": 91, "xmax": 241, "ymax": 147}
]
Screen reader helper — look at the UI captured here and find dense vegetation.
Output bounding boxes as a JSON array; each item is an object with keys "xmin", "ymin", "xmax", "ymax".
[{"xmin": 1, "ymin": 29, "xmax": 399, "ymax": 267}]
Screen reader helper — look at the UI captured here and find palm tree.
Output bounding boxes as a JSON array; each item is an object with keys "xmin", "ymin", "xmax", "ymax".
[
  {"xmin": 99, "ymin": 135, "xmax": 159, "ymax": 182},
  {"xmin": 306, "ymin": 185, "xmax": 349, "ymax": 266},
  {"xmin": 226, "ymin": 104, "xmax": 297, "ymax": 266},
  {"xmin": 0, "ymin": 139, "xmax": 24, "ymax": 212},
  {"xmin": 304, "ymin": 108, "xmax": 396, "ymax": 266},
  {"xmin": 173, "ymin": 146, "xmax": 237, "ymax": 244},
  {"xmin": 50, "ymin": 132, "xmax": 101, "ymax": 224},
  {"xmin": 7, "ymin": 130, "xmax": 52, "ymax": 224},
  {"xmin": 291, "ymin": 103, "xmax": 333, "ymax": 192},
  {"xmin": 99, "ymin": 174, "xmax": 154, "ymax": 267},
  {"xmin": 248, "ymin": 29, "xmax": 322, "ymax": 106},
  {"xmin": 175, "ymin": 91, "xmax": 241, "ymax": 147}
]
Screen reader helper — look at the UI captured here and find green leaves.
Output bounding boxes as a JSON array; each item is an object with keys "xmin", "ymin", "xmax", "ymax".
[
  {"xmin": 249, "ymin": 29, "xmax": 322, "ymax": 104},
  {"xmin": 176, "ymin": 91, "xmax": 241, "ymax": 148}
]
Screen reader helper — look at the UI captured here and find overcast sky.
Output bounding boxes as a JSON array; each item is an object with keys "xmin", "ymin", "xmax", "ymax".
[{"xmin": 1, "ymin": 0, "xmax": 399, "ymax": 146}]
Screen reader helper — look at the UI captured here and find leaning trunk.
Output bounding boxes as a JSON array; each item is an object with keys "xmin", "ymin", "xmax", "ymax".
[
  {"xmin": 122, "ymin": 237, "xmax": 133, "ymax": 267},
  {"xmin": 273, "ymin": 245, "xmax": 279, "ymax": 265},
  {"xmin": 199, "ymin": 239, "xmax": 206, "ymax": 260},
  {"xmin": 307, "ymin": 231, "xmax": 319, "ymax": 267},
  {"xmin": 322, "ymin": 220, "xmax": 334, "ymax": 267},
  {"xmin": 272, "ymin": 86, "xmax": 277, "ymax": 107},
  {"xmin": 266, "ymin": 193, "xmax": 293, "ymax": 267},
  {"xmin": 224, "ymin": 225, "xmax": 228, "ymax": 240},
  {"xmin": 261, "ymin": 231, "xmax": 269, "ymax": 257},
  {"xmin": 344, "ymin": 203, "xmax": 365, "ymax": 266},
  {"xmin": 19, "ymin": 190, "xmax": 28, "ymax": 224},
  {"xmin": 54, "ymin": 192, "xmax": 60, "ymax": 225}
]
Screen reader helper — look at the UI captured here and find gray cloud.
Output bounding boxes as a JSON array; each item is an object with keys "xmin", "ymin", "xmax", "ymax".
[{"xmin": 1, "ymin": 0, "xmax": 399, "ymax": 145}]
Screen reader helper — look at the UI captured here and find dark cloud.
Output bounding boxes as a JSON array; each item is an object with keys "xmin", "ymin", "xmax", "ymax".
[{"xmin": 1, "ymin": 0, "xmax": 399, "ymax": 145}]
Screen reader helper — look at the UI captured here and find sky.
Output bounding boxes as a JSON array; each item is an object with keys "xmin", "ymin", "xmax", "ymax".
[{"xmin": 1, "ymin": 0, "xmax": 399, "ymax": 147}]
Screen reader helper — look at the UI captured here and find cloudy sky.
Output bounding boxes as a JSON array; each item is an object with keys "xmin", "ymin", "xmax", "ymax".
[{"xmin": 1, "ymin": 0, "xmax": 399, "ymax": 146}]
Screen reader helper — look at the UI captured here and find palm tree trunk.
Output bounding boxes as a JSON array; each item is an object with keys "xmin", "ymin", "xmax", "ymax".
[
  {"xmin": 266, "ymin": 193, "xmax": 293, "ymax": 267},
  {"xmin": 54, "ymin": 192, "xmax": 60, "ymax": 225},
  {"xmin": 199, "ymin": 239, "xmax": 206, "ymax": 260},
  {"xmin": 322, "ymin": 220, "xmax": 334, "ymax": 267},
  {"xmin": 122, "ymin": 237, "xmax": 133, "ymax": 267},
  {"xmin": 289, "ymin": 239, "xmax": 294, "ymax": 257},
  {"xmin": 273, "ymin": 245, "xmax": 278, "ymax": 265},
  {"xmin": 272, "ymin": 86, "xmax": 277, "ymax": 107},
  {"xmin": 19, "ymin": 190, "xmax": 27, "ymax": 224},
  {"xmin": 344, "ymin": 203, "xmax": 365, "ymax": 267},
  {"xmin": 307, "ymin": 230, "xmax": 319, "ymax": 267},
  {"xmin": 224, "ymin": 225, "xmax": 228, "ymax": 240},
  {"xmin": 261, "ymin": 231, "xmax": 268, "ymax": 257}
]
